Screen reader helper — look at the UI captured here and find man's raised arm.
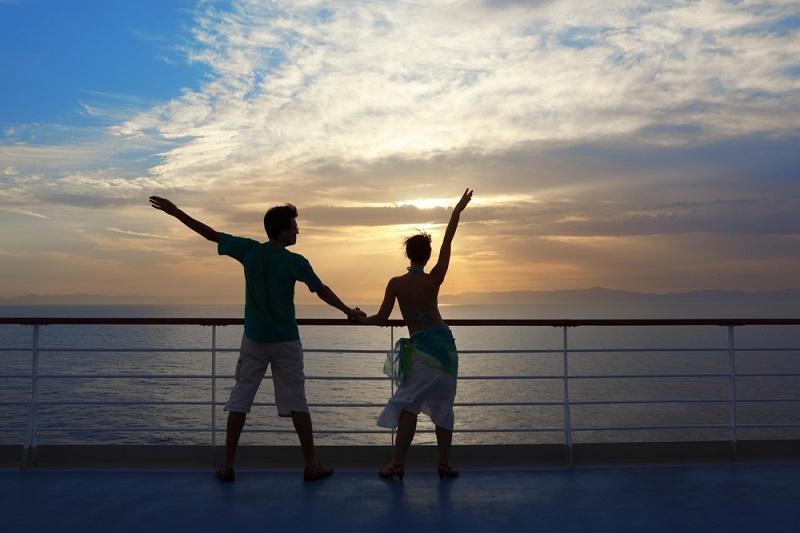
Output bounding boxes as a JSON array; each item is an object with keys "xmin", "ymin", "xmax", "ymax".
[{"xmin": 149, "ymin": 196, "xmax": 219, "ymax": 242}]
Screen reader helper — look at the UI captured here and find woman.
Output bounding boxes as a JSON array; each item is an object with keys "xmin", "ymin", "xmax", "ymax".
[{"xmin": 355, "ymin": 188, "xmax": 473, "ymax": 480}]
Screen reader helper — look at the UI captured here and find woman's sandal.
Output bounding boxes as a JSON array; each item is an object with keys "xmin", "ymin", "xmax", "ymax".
[
  {"xmin": 437, "ymin": 463, "xmax": 459, "ymax": 480},
  {"xmin": 378, "ymin": 464, "xmax": 405, "ymax": 481},
  {"xmin": 303, "ymin": 462, "xmax": 334, "ymax": 482}
]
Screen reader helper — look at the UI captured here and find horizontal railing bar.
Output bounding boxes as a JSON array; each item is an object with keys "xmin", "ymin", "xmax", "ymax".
[
  {"xmin": 736, "ymin": 398, "xmax": 800, "ymax": 402},
  {"xmin": 3, "ymin": 346, "xmax": 794, "ymax": 356},
  {"xmin": 36, "ymin": 424, "xmax": 776, "ymax": 434},
  {"xmin": 34, "ymin": 401, "xmax": 216, "ymax": 406},
  {"xmin": 32, "ymin": 427, "xmax": 567, "ymax": 434},
  {"xmin": 33, "ymin": 374, "xmax": 220, "ymax": 379},
  {"xmin": 570, "ymin": 424, "xmax": 731, "ymax": 431},
  {"xmin": 29, "ymin": 401, "xmax": 389, "ymax": 408},
  {"xmin": 22, "ymin": 424, "xmax": 800, "ymax": 434},
  {"xmin": 453, "ymin": 401, "xmax": 565, "ymax": 407},
  {"xmin": 19, "ymin": 398, "xmax": 786, "ymax": 408},
  {"xmin": 2, "ymin": 349, "xmax": 240, "ymax": 354},
  {"xmin": 32, "ymin": 427, "xmax": 397, "ymax": 434},
  {"xmin": 19, "ymin": 372, "xmax": 798, "ymax": 380},
  {"xmin": 28, "ymin": 374, "xmax": 393, "ymax": 381},
  {"xmin": 567, "ymin": 399, "xmax": 728, "ymax": 405},
  {"xmin": 736, "ymin": 423, "xmax": 800, "ymax": 428},
  {"xmin": 737, "ymin": 373, "xmax": 800, "ymax": 378},
  {"xmin": 567, "ymin": 373, "xmax": 730, "ymax": 379},
  {"xmin": 7, "ymin": 346, "xmax": 796, "ymax": 357},
  {"xmin": 440, "ymin": 375, "xmax": 564, "ymax": 380},
  {"xmin": 3, "ymin": 317, "xmax": 800, "ymax": 326}
]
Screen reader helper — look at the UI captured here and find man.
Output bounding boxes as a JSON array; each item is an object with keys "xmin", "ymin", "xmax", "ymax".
[{"xmin": 149, "ymin": 196, "xmax": 364, "ymax": 482}]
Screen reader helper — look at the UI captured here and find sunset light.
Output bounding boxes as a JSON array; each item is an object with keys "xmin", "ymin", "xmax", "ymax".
[{"xmin": 1, "ymin": 1, "xmax": 799, "ymax": 305}]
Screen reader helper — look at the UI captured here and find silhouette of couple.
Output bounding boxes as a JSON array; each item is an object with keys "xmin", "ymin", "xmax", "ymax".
[{"xmin": 150, "ymin": 189, "xmax": 472, "ymax": 482}]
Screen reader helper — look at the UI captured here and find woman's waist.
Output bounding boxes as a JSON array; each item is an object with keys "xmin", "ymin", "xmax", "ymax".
[{"xmin": 408, "ymin": 321, "xmax": 449, "ymax": 336}]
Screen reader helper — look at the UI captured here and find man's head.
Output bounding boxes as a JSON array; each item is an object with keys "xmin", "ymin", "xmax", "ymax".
[
  {"xmin": 264, "ymin": 204, "xmax": 299, "ymax": 245},
  {"xmin": 404, "ymin": 232, "xmax": 432, "ymax": 265}
]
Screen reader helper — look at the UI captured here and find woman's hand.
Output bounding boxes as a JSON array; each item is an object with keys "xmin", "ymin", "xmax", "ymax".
[{"xmin": 454, "ymin": 188, "xmax": 473, "ymax": 213}]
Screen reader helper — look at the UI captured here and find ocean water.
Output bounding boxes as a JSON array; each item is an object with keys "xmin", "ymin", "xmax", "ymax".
[{"xmin": 1, "ymin": 303, "xmax": 799, "ymax": 447}]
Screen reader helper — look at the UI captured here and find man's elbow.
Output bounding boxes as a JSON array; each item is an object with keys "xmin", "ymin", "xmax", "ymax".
[{"xmin": 315, "ymin": 285, "xmax": 332, "ymax": 299}]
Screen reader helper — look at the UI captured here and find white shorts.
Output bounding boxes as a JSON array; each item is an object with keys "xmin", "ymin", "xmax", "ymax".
[{"xmin": 224, "ymin": 335, "xmax": 308, "ymax": 417}]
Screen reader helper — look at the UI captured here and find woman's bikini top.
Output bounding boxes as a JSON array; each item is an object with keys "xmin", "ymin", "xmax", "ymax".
[{"xmin": 403, "ymin": 266, "xmax": 438, "ymax": 335}]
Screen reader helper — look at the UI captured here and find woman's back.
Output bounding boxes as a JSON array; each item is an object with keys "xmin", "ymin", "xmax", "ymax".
[{"xmin": 392, "ymin": 270, "xmax": 445, "ymax": 334}]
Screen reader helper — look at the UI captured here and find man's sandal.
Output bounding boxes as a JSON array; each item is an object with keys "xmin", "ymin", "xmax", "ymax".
[{"xmin": 216, "ymin": 465, "xmax": 235, "ymax": 482}]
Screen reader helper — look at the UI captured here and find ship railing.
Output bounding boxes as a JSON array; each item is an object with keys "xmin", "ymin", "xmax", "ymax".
[{"xmin": 1, "ymin": 317, "xmax": 799, "ymax": 468}]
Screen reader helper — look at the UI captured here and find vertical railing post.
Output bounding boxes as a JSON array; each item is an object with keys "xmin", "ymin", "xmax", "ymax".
[
  {"xmin": 211, "ymin": 325, "xmax": 218, "ymax": 463},
  {"xmin": 562, "ymin": 325, "xmax": 574, "ymax": 464},
  {"xmin": 22, "ymin": 324, "xmax": 40, "ymax": 470},
  {"xmin": 388, "ymin": 325, "xmax": 396, "ymax": 447},
  {"xmin": 727, "ymin": 325, "xmax": 738, "ymax": 459}
]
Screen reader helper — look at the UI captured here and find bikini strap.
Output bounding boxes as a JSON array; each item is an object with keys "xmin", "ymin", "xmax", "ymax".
[
  {"xmin": 402, "ymin": 307, "xmax": 438, "ymax": 336},
  {"xmin": 407, "ymin": 266, "xmax": 423, "ymax": 279}
]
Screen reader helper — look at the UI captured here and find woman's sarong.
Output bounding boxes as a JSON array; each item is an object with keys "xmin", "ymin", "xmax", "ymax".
[{"xmin": 377, "ymin": 325, "xmax": 458, "ymax": 430}]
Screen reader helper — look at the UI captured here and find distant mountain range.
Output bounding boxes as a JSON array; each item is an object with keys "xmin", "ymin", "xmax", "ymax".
[
  {"xmin": 440, "ymin": 286, "xmax": 800, "ymax": 306},
  {"xmin": 1, "ymin": 287, "xmax": 799, "ymax": 306},
  {"xmin": 0, "ymin": 293, "xmax": 221, "ymax": 306}
]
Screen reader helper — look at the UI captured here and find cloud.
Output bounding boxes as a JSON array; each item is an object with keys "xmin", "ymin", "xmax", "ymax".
[
  {"xmin": 2, "ymin": 0, "xmax": 799, "ymax": 299},
  {"xmin": 108, "ymin": 1, "xmax": 796, "ymax": 188}
]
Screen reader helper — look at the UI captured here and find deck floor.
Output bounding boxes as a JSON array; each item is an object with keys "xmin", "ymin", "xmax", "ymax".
[{"xmin": 3, "ymin": 461, "xmax": 799, "ymax": 532}]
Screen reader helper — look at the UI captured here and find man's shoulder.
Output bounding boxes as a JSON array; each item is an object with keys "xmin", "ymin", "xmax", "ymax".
[
  {"xmin": 278, "ymin": 246, "xmax": 308, "ymax": 261},
  {"xmin": 220, "ymin": 233, "xmax": 265, "ymax": 246},
  {"xmin": 218, "ymin": 233, "xmax": 265, "ymax": 258}
]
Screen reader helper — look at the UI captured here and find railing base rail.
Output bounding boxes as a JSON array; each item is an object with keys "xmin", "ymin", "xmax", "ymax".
[{"xmin": 4, "ymin": 441, "xmax": 799, "ymax": 470}]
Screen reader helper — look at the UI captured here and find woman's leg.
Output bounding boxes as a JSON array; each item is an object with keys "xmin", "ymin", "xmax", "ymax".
[
  {"xmin": 389, "ymin": 409, "xmax": 417, "ymax": 466},
  {"xmin": 435, "ymin": 424, "xmax": 453, "ymax": 466},
  {"xmin": 435, "ymin": 424, "xmax": 459, "ymax": 478}
]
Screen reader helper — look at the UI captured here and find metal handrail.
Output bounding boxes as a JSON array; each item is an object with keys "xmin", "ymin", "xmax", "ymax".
[{"xmin": 2, "ymin": 316, "xmax": 800, "ymax": 467}]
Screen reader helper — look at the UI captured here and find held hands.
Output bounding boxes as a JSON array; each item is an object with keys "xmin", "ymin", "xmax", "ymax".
[{"xmin": 348, "ymin": 307, "xmax": 367, "ymax": 320}]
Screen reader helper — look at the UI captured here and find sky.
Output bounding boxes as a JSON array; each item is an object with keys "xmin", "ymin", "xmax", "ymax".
[{"xmin": 1, "ymin": 0, "xmax": 799, "ymax": 306}]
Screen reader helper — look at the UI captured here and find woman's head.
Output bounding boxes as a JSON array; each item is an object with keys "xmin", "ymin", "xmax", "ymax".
[{"xmin": 404, "ymin": 232, "xmax": 432, "ymax": 264}]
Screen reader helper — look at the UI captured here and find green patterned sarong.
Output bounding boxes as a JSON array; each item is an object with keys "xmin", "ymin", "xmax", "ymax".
[{"xmin": 384, "ymin": 325, "xmax": 458, "ymax": 386}]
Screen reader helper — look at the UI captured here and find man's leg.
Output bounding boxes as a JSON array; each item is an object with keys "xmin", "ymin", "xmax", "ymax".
[
  {"xmin": 290, "ymin": 410, "xmax": 318, "ymax": 468},
  {"xmin": 292, "ymin": 410, "xmax": 333, "ymax": 480},
  {"xmin": 223, "ymin": 411, "xmax": 247, "ymax": 468},
  {"xmin": 216, "ymin": 410, "xmax": 246, "ymax": 481}
]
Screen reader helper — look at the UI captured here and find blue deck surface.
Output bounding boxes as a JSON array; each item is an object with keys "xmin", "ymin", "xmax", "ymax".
[{"xmin": 3, "ymin": 462, "xmax": 799, "ymax": 532}]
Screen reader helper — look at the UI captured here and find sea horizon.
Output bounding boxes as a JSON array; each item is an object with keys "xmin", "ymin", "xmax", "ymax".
[{"xmin": 2, "ymin": 285, "xmax": 800, "ymax": 310}]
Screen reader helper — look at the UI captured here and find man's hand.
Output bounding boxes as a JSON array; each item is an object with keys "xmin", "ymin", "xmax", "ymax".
[
  {"xmin": 149, "ymin": 196, "xmax": 180, "ymax": 216},
  {"xmin": 148, "ymin": 195, "xmax": 219, "ymax": 242},
  {"xmin": 348, "ymin": 307, "xmax": 367, "ymax": 320}
]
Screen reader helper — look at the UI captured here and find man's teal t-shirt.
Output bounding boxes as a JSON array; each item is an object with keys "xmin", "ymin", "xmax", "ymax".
[{"xmin": 218, "ymin": 233, "xmax": 323, "ymax": 342}]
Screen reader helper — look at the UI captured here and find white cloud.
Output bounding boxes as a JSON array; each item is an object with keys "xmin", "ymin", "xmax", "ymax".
[{"xmin": 106, "ymin": 0, "xmax": 797, "ymax": 192}]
